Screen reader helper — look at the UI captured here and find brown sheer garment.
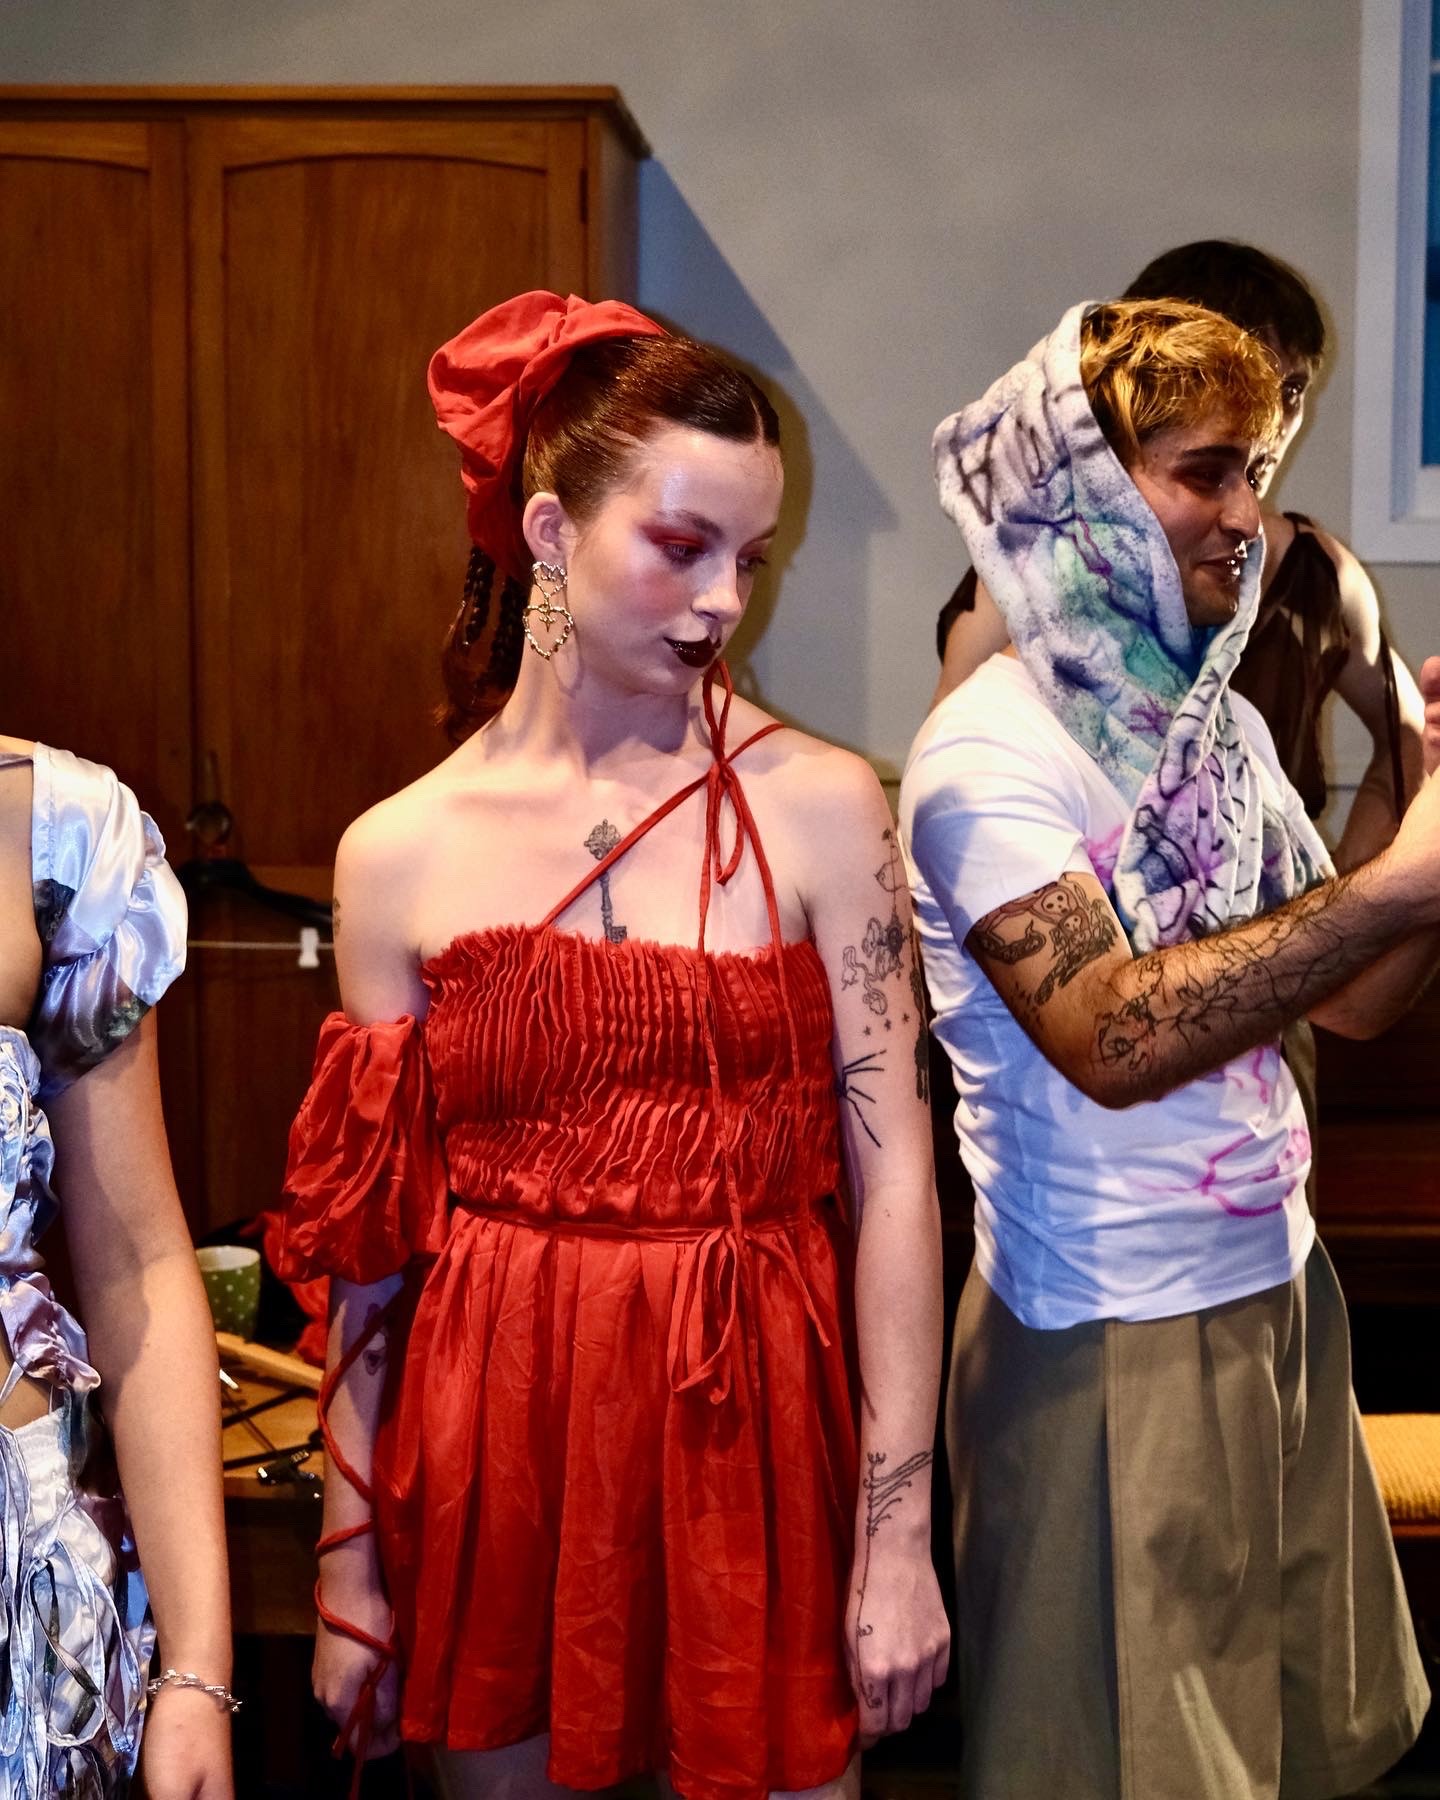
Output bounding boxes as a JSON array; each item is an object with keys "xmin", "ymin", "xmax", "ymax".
[{"xmin": 1230, "ymin": 513, "xmax": 1351, "ymax": 820}]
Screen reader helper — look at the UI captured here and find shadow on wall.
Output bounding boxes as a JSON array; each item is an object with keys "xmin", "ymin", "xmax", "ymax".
[{"xmin": 637, "ymin": 163, "xmax": 896, "ymax": 754}]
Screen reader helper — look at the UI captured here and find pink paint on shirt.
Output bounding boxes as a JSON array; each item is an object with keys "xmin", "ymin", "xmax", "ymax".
[
  {"xmin": 1086, "ymin": 825, "xmax": 1123, "ymax": 891},
  {"xmin": 1136, "ymin": 1122, "xmax": 1309, "ymax": 1218}
]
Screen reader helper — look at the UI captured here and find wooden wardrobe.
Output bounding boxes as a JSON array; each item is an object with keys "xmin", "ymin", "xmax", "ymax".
[{"xmin": 0, "ymin": 86, "xmax": 646, "ymax": 1238}]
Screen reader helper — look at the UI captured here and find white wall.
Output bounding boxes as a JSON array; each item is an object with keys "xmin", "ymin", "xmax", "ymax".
[{"xmin": 4, "ymin": 0, "xmax": 1410, "ymax": 805}]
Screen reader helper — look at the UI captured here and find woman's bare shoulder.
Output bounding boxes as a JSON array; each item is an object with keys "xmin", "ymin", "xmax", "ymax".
[
  {"xmin": 728, "ymin": 702, "xmax": 887, "ymax": 823},
  {"xmin": 335, "ymin": 745, "xmax": 481, "ymax": 882}
]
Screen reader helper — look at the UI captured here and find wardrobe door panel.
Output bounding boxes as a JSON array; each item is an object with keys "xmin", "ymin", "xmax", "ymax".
[
  {"xmin": 0, "ymin": 122, "xmax": 191, "ymax": 844},
  {"xmin": 188, "ymin": 118, "xmax": 585, "ymax": 868},
  {"xmin": 185, "ymin": 117, "xmax": 588, "ymax": 1236}
]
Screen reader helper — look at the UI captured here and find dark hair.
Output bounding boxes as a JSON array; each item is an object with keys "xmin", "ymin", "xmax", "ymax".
[
  {"xmin": 439, "ymin": 335, "xmax": 780, "ymax": 742},
  {"xmin": 936, "ymin": 568, "xmax": 977, "ymax": 661},
  {"xmin": 1122, "ymin": 240, "xmax": 1326, "ymax": 368}
]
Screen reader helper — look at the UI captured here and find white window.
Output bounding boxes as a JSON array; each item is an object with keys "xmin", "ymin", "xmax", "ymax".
[{"xmin": 1353, "ymin": 0, "xmax": 1440, "ymax": 560}]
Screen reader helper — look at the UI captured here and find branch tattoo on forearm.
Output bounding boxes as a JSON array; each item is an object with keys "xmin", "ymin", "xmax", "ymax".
[
  {"xmin": 1095, "ymin": 877, "xmax": 1355, "ymax": 1074},
  {"xmin": 854, "ymin": 1448, "xmax": 934, "ymax": 1706},
  {"xmin": 1094, "ymin": 885, "xmax": 1353, "ymax": 1065},
  {"xmin": 975, "ymin": 869, "xmax": 1362, "ymax": 1077}
]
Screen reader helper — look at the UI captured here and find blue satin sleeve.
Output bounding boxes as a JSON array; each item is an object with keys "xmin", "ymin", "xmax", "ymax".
[{"xmin": 28, "ymin": 746, "xmax": 187, "ymax": 1103}]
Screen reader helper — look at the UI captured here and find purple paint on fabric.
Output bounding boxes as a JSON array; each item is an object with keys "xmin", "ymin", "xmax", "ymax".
[{"xmin": 1126, "ymin": 696, "xmax": 1170, "ymax": 738}]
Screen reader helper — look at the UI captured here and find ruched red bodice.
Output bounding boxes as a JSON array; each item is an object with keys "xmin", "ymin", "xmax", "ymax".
[{"xmin": 273, "ymin": 691, "xmax": 860, "ymax": 1800}]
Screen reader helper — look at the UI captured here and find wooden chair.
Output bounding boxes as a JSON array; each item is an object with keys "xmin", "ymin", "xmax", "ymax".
[{"xmin": 1362, "ymin": 1414, "xmax": 1440, "ymax": 1624}]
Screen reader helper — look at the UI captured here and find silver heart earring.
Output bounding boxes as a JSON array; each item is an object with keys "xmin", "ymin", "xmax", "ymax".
[{"xmin": 524, "ymin": 561, "xmax": 575, "ymax": 660}]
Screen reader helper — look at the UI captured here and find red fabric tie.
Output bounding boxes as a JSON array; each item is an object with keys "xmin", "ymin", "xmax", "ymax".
[
  {"xmin": 428, "ymin": 290, "xmax": 666, "ymax": 582},
  {"xmin": 313, "ymin": 1294, "xmax": 403, "ymax": 1797}
]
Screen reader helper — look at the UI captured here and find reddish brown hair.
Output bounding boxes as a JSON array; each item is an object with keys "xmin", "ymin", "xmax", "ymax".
[{"xmin": 440, "ymin": 335, "xmax": 780, "ymax": 742}]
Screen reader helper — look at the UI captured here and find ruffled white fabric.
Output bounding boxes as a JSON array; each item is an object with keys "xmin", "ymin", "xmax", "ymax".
[
  {"xmin": 28, "ymin": 746, "xmax": 186, "ymax": 1101},
  {"xmin": 0, "ymin": 1035, "xmax": 95, "ymax": 1397},
  {"xmin": 0, "ymin": 742, "xmax": 186, "ymax": 1791},
  {"xmin": 0, "ymin": 1404, "xmax": 151, "ymax": 1794}
]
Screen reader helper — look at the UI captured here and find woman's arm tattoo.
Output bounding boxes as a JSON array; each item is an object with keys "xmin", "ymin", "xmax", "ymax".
[
  {"xmin": 360, "ymin": 1301, "xmax": 388, "ymax": 1378},
  {"xmin": 853, "ymin": 1448, "xmax": 935, "ymax": 1703},
  {"xmin": 836, "ymin": 1048, "xmax": 886, "ymax": 1147},
  {"xmin": 841, "ymin": 829, "xmax": 910, "ymax": 1017}
]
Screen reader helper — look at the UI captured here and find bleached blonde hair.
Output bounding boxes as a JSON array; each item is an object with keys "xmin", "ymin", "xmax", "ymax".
[{"xmin": 1079, "ymin": 298, "xmax": 1282, "ymax": 468}]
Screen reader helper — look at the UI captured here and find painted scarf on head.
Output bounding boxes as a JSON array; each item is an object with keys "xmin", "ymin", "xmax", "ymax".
[{"xmin": 932, "ymin": 302, "xmax": 1331, "ymax": 952}]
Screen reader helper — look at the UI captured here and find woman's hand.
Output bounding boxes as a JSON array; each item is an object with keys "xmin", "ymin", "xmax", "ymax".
[
  {"xmin": 139, "ymin": 1688, "xmax": 236, "ymax": 1799},
  {"xmin": 844, "ymin": 1534, "xmax": 951, "ymax": 1747},
  {"xmin": 312, "ymin": 1587, "xmax": 400, "ymax": 1759}
]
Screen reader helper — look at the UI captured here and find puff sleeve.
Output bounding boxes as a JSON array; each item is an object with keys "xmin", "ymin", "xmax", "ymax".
[
  {"xmin": 270, "ymin": 1012, "xmax": 449, "ymax": 1286},
  {"xmin": 29, "ymin": 747, "xmax": 187, "ymax": 1103}
]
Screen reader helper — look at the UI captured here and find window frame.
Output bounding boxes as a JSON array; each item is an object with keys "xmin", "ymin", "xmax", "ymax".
[{"xmin": 1352, "ymin": 0, "xmax": 1440, "ymax": 560}]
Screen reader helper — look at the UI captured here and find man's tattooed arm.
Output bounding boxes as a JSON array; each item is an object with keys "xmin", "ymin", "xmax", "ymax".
[
  {"xmin": 970, "ymin": 859, "xmax": 1439, "ymax": 1107},
  {"xmin": 1092, "ymin": 880, "xmax": 1354, "ymax": 1086},
  {"xmin": 970, "ymin": 874, "xmax": 1118, "ymax": 1008}
]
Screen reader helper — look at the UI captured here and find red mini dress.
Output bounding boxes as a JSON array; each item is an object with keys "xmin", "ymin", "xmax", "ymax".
[{"xmin": 274, "ymin": 724, "xmax": 860, "ymax": 1800}]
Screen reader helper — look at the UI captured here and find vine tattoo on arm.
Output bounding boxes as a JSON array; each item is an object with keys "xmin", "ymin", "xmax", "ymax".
[
  {"xmin": 853, "ymin": 1448, "xmax": 935, "ymax": 1706},
  {"xmin": 1094, "ymin": 880, "xmax": 1354, "ymax": 1076},
  {"xmin": 841, "ymin": 830, "xmax": 909, "ymax": 1018},
  {"xmin": 330, "ymin": 896, "xmax": 342, "ymax": 939},
  {"xmin": 977, "ymin": 867, "xmax": 1373, "ymax": 1091}
]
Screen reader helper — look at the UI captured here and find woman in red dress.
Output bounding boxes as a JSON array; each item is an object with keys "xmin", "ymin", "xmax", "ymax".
[{"xmin": 274, "ymin": 293, "xmax": 948, "ymax": 1800}]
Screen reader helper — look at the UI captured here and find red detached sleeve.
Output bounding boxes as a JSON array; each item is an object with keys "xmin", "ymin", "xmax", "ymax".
[{"xmin": 270, "ymin": 1012, "xmax": 448, "ymax": 1286}]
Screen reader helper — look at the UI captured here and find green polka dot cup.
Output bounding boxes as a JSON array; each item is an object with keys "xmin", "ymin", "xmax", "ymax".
[{"xmin": 196, "ymin": 1246, "xmax": 262, "ymax": 1340}]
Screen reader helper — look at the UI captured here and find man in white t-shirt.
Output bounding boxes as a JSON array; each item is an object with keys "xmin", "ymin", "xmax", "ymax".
[{"xmin": 901, "ymin": 299, "xmax": 1440, "ymax": 1798}]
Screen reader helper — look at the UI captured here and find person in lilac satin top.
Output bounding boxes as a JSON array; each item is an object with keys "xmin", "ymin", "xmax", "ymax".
[{"xmin": 0, "ymin": 738, "xmax": 232, "ymax": 1799}]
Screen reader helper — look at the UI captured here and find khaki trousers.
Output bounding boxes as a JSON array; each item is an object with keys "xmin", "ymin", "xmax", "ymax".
[{"xmin": 948, "ymin": 1245, "xmax": 1428, "ymax": 1799}]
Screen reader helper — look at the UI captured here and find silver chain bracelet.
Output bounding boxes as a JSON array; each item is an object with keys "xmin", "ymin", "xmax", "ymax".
[{"xmin": 145, "ymin": 1667, "xmax": 243, "ymax": 1714}]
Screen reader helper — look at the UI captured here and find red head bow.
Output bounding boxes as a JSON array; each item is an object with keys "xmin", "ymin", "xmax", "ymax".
[{"xmin": 428, "ymin": 291, "xmax": 667, "ymax": 585}]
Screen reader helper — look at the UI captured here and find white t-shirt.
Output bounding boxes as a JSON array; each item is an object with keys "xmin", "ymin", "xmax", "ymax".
[{"xmin": 899, "ymin": 654, "xmax": 1316, "ymax": 1330}]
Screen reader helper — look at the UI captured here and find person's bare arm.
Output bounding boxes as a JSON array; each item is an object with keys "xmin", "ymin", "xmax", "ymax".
[
  {"xmin": 309, "ymin": 807, "xmax": 430, "ymax": 1757},
  {"xmin": 931, "ymin": 578, "xmax": 1010, "ymax": 710},
  {"xmin": 1319, "ymin": 530, "xmax": 1426, "ymax": 870},
  {"xmin": 800, "ymin": 752, "xmax": 949, "ymax": 1746},
  {"xmin": 49, "ymin": 1014, "xmax": 234, "ymax": 1800},
  {"xmin": 968, "ymin": 769, "xmax": 1440, "ymax": 1108},
  {"xmin": 1421, "ymin": 655, "xmax": 1440, "ymax": 776}
]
